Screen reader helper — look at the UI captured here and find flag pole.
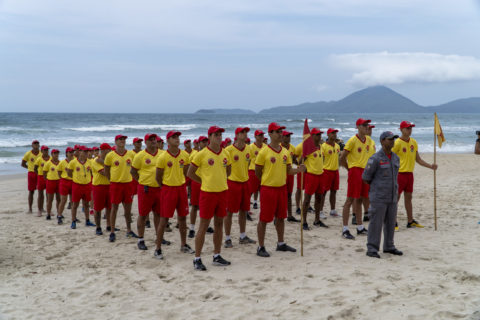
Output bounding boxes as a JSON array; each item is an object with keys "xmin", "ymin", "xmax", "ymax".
[
  {"xmin": 434, "ymin": 113, "xmax": 438, "ymax": 231},
  {"xmin": 299, "ymin": 158, "xmax": 305, "ymax": 256}
]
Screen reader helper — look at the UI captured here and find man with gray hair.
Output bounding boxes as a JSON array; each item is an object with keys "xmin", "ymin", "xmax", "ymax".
[{"xmin": 362, "ymin": 131, "xmax": 403, "ymax": 258}]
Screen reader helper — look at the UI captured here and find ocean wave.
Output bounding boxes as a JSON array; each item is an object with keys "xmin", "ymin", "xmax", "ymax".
[{"xmin": 67, "ymin": 124, "xmax": 197, "ymax": 132}]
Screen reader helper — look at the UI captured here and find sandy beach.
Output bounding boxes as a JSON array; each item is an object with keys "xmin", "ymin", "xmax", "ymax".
[{"xmin": 0, "ymin": 153, "xmax": 479, "ymax": 320}]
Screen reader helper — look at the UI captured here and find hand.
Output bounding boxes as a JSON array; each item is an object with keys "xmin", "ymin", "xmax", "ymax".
[
  {"xmin": 297, "ymin": 164, "xmax": 306, "ymax": 173},
  {"xmin": 431, "ymin": 164, "xmax": 438, "ymax": 170}
]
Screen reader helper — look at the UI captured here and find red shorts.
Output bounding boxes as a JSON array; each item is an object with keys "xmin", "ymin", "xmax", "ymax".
[
  {"xmin": 260, "ymin": 185, "xmax": 287, "ymax": 223},
  {"xmin": 304, "ymin": 173, "xmax": 324, "ymax": 196},
  {"xmin": 296, "ymin": 172, "xmax": 305, "ymax": 190},
  {"xmin": 347, "ymin": 167, "xmax": 369, "ymax": 199},
  {"xmin": 322, "ymin": 169, "xmax": 340, "ymax": 192},
  {"xmin": 59, "ymin": 178, "xmax": 72, "ymax": 196},
  {"xmin": 161, "ymin": 184, "xmax": 189, "ymax": 218},
  {"xmin": 137, "ymin": 184, "xmax": 161, "ymax": 216},
  {"xmin": 46, "ymin": 179, "xmax": 60, "ymax": 194},
  {"xmin": 72, "ymin": 182, "xmax": 92, "ymax": 203},
  {"xmin": 248, "ymin": 170, "xmax": 260, "ymax": 194},
  {"xmin": 131, "ymin": 179, "xmax": 138, "ymax": 195},
  {"xmin": 27, "ymin": 172, "xmax": 38, "ymax": 191},
  {"xmin": 37, "ymin": 175, "xmax": 46, "ymax": 191},
  {"xmin": 93, "ymin": 184, "xmax": 111, "ymax": 212},
  {"xmin": 110, "ymin": 182, "xmax": 133, "ymax": 204},
  {"xmin": 286, "ymin": 175, "xmax": 294, "ymax": 194},
  {"xmin": 199, "ymin": 190, "xmax": 227, "ymax": 219},
  {"xmin": 398, "ymin": 172, "xmax": 414, "ymax": 194},
  {"xmin": 190, "ymin": 180, "xmax": 201, "ymax": 206},
  {"xmin": 227, "ymin": 180, "xmax": 250, "ymax": 213}
]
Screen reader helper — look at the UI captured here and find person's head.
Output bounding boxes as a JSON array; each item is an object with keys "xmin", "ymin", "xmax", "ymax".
[
  {"xmin": 93, "ymin": 147, "xmax": 99, "ymax": 157},
  {"xmin": 193, "ymin": 139, "xmax": 199, "ymax": 149},
  {"xmin": 380, "ymin": 131, "xmax": 399, "ymax": 151},
  {"xmin": 327, "ymin": 128, "xmax": 338, "ymax": 142},
  {"xmin": 245, "ymin": 138, "xmax": 251, "ymax": 145},
  {"xmin": 74, "ymin": 145, "xmax": 80, "ymax": 158},
  {"xmin": 32, "ymin": 140, "xmax": 40, "ymax": 151},
  {"xmin": 41, "ymin": 145, "xmax": 49, "ymax": 157},
  {"xmin": 267, "ymin": 122, "xmax": 286, "ymax": 144},
  {"xmin": 156, "ymin": 136, "xmax": 164, "ymax": 150},
  {"xmin": 166, "ymin": 131, "xmax": 181, "ymax": 148},
  {"xmin": 198, "ymin": 136, "xmax": 208, "ymax": 149},
  {"xmin": 115, "ymin": 135, "xmax": 127, "ymax": 149},
  {"xmin": 133, "ymin": 137, "xmax": 143, "ymax": 150},
  {"xmin": 65, "ymin": 147, "xmax": 74, "ymax": 160},
  {"xmin": 367, "ymin": 124, "xmax": 375, "ymax": 137},
  {"xmin": 477, "ymin": 130, "xmax": 480, "ymax": 138},
  {"xmin": 282, "ymin": 131, "xmax": 292, "ymax": 145},
  {"xmin": 144, "ymin": 133, "xmax": 158, "ymax": 151},
  {"xmin": 235, "ymin": 127, "xmax": 250, "ymax": 143},
  {"xmin": 225, "ymin": 137, "xmax": 232, "ymax": 146},
  {"xmin": 78, "ymin": 146, "xmax": 88, "ymax": 160},
  {"xmin": 254, "ymin": 130, "xmax": 265, "ymax": 144},
  {"xmin": 399, "ymin": 121, "xmax": 415, "ymax": 138},
  {"xmin": 87, "ymin": 148, "xmax": 93, "ymax": 159},
  {"xmin": 99, "ymin": 143, "xmax": 112, "ymax": 158},
  {"xmin": 356, "ymin": 118, "xmax": 371, "ymax": 136},
  {"xmin": 311, "ymin": 128, "xmax": 323, "ymax": 145},
  {"xmin": 207, "ymin": 126, "xmax": 225, "ymax": 147},
  {"xmin": 184, "ymin": 139, "xmax": 192, "ymax": 150},
  {"xmin": 51, "ymin": 149, "xmax": 59, "ymax": 161}
]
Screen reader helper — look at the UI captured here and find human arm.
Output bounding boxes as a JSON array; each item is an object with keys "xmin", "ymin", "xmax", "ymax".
[{"xmin": 415, "ymin": 152, "xmax": 438, "ymax": 170}]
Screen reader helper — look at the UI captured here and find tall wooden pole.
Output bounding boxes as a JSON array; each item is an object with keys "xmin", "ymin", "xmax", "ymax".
[
  {"xmin": 434, "ymin": 113, "xmax": 438, "ymax": 231},
  {"xmin": 299, "ymin": 158, "xmax": 305, "ymax": 256}
]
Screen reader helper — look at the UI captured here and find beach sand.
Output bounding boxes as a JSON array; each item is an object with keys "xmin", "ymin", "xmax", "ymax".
[{"xmin": 0, "ymin": 154, "xmax": 479, "ymax": 320}]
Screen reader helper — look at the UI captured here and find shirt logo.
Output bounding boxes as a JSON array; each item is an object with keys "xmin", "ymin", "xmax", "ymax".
[
  {"xmin": 328, "ymin": 150, "xmax": 332, "ymax": 154},
  {"xmin": 208, "ymin": 158, "xmax": 215, "ymax": 166},
  {"xmin": 255, "ymin": 151, "xmax": 258, "ymax": 156},
  {"xmin": 114, "ymin": 161, "xmax": 120, "ymax": 166},
  {"xmin": 270, "ymin": 157, "xmax": 276, "ymax": 163},
  {"xmin": 379, "ymin": 161, "xmax": 389, "ymax": 165},
  {"xmin": 366, "ymin": 145, "xmax": 370, "ymax": 151},
  {"xmin": 126, "ymin": 159, "xmax": 131, "ymax": 166},
  {"xmin": 145, "ymin": 158, "xmax": 151, "ymax": 164},
  {"xmin": 234, "ymin": 155, "xmax": 239, "ymax": 161},
  {"xmin": 76, "ymin": 167, "xmax": 80, "ymax": 172},
  {"xmin": 402, "ymin": 147, "xmax": 407, "ymax": 153},
  {"xmin": 246, "ymin": 153, "xmax": 250, "ymax": 159},
  {"xmin": 179, "ymin": 159, "xmax": 185, "ymax": 168},
  {"xmin": 30, "ymin": 158, "xmax": 34, "ymax": 162},
  {"xmin": 51, "ymin": 168, "xmax": 55, "ymax": 171},
  {"xmin": 223, "ymin": 158, "xmax": 228, "ymax": 167},
  {"xmin": 283, "ymin": 155, "xmax": 287, "ymax": 164},
  {"xmin": 357, "ymin": 147, "xmax": 362, "ymax": 153},
  {"xmin": 313, "ymin": 153, "xmax": 318, "ymax": 158},
  {"xmin": 41, "ymin": 163, "xmax": 44, "ymax": 167},
  {"xmin": 167, "ymin": 161, "xmax": 173, "ymax": 167},
  {"xmin": 410, "ymin": 145, "xmax": 415, "ymax": 152},
  {"xmin": 87, "ymin": 166, "xmax": 91, "ymax": 171}
]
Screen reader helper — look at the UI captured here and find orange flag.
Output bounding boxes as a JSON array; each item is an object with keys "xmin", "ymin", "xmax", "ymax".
[
  {"xmin": 302, "ymin": 119, "xmax": 317, "ymax": 158},
  {"xmin": 434, "ymin": 113, "xmax": 446, "ymax": 148}
]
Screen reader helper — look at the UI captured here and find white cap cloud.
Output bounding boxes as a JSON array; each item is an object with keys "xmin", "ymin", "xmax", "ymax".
[{"xmin": 331, "ymin": 51, "xmax": 480, "ymax": 86}]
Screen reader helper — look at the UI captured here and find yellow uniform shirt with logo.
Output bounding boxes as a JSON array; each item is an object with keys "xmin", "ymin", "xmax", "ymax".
[
  {"xmin": 91, "ymin": 158, "xmax": 110, "ymax": 186},
  {"xmin": 104, "ymin": 150, "xmax": 134, "ymax": 183},
  {"xmin": 67, "ymin": 158, "xmax": 92, "ymax": 185},
  {"xmin": 57, "ymin": 159, "xmax": 72, "ymax": 180},
  {"xmin": 321, "ymin": 142, "xmax": 341, "ymax": 171},
  {"xmin": 132, "ymin": 150, "xmax": 161, "ymax": 187},
  {"xmin": 35, "ymin": 156, "xmax": 51, "ymax": 176},
  {"xmin": 248, "ymin": 143, "xmax": 265, "ymax": 171},
  {"xmin": 43, "ymin": 160, "xmax": 61, "ymax": 180},
  {"xmin": 344, "ymin": 135, "xmax": 373, "ymax": 169},
  {"xmin": 367, "ymin": 138, "xmax": 376, "ymax": 158},
  {"xmin": 192, "ymin": 147, "xmax": 231, "ymax": 192},
  {"xmin": 225, "ymin": 144, "xmax": 250, "ymax": 183},
  {"xmin": 23, "ymin": 150, "xmax": 41, "ymax": 172},
  {"xmin": 255, "ymin": 145, "xmax": 292, "ymax": 187},
  {"xmin": 157, "ymin": 149, "xmax": 190, "ymax": 187},
  {"xmin": 392, "ymin": 137, "xmax": 418, "ymax": 172},
  {"xmin": 294, "ymin": 143, "xmax": 323, "ymax": 175}
]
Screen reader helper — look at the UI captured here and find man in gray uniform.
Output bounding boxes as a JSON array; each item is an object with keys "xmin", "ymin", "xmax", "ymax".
[{"xmin": 362, "ymin": 131, "xmax": 404, "ymax": 258}]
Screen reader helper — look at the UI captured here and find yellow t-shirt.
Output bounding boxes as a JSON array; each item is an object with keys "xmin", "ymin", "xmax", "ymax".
[
  {"xmin": 57, "ymin": 159, "xmax": 72, "ymax": 180},
  {"xmin": 321, "ymin": 142, "xmax": 341, "ymax": 171},
  {"xmin": 91, "ymin": 158, "xmax": 109, "ymax": 186},
  {"xmin": 34, "ymin": 156, "xmax": 51, "ymax": 176},
  {"xmin": 255, "ymin": 145, "xmax": 292, "ymax": 187},
  {"xmin": 392, "ymin": 137, "xmax": 418, "ymax": 172},
  {"xmin": 248, "ymin": 143, "xmax": 265, "ymax": 171},
  {"xmin": 104, "ymin": 150, "xmax": 134, "ymax": 183},
  {"xmin": 225, "ymin": 144, "xmax": 250, "ymax": 183},
  {"xmin": 43, "ymin": 160, "xmax": 61, "ymax": 180},
  {"xmin": 192, "ymin": 147, "xmax": 230, "ymax": 192},
  {"xmin": 157, "ymin": 149, "xmax": 190, "ymax": 187},
  {"xmin": 22, "ymin": 150, "xmax": 41, "ymax": 172},
  {"xmin": 132, "ymin": 149, "xmax": 161, "ymax": 187},
  {"xmin": 67, "ymin": 158, "xmax": 92, "ymax": 185},
  {"xmin": 344, "ymin": 135, "xmax": 373, "ymax": 169},
  {"xmin": 367, "ymin": 137, "xmax": 376, "ymax": 158},
  {"xmin": 292, "ymin": 143, "xmax": 323, "ymax": 175}
]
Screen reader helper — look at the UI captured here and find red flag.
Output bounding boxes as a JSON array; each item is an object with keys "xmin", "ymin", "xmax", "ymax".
[{"xmin": 302, "ymin": 118, "xmax": 317, "ymax": 158}]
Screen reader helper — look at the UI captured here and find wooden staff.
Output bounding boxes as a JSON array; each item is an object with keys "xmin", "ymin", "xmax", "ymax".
[
  {"xmin": 433, "ymin": 114, "xmax": 438, "ymax": 231},
  {"xmin": 299, "ymin": 158, "xmax": 305, "ymax": 256}
]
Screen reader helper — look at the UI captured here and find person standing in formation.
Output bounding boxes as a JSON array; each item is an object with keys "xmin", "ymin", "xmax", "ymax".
[
  {"xmin": 34, "ymin": 145, "xmax": 51, "ymax": 216},
  {"xmin": 320, "ymin": 129, "xmax": 341, "ymax": 217},
  {"xmin": 21, "ymin": 140, "xmax": 41, "ymax": 214}
]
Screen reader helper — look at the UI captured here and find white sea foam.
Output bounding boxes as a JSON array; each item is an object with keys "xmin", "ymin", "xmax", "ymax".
[{"xmin": 67, "ymin": 124, "xmax": 197, "ymax": 132}]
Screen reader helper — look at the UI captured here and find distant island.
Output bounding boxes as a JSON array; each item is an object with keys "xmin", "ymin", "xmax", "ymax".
[{"xmin": 195, "ymin": 86, "xmax": 480, "ymax": 114}]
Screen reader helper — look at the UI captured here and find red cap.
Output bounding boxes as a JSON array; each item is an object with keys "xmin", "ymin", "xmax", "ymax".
[
  {"xmin": 254, "ymin": 130, "xmax": 265, "ymax": 136},
  {"xmin": 268, "ymin": 122, "xmax": 286, "ymax": 132},
  {"xmin": 220, "ymin": 141, "xmax": 227, "ymax": 148},
  {"xmin": 112, "ymin": 146, "xmax": 116, "ymax": 151},
  {"xmin": 311, "ymin": 128, "xmax": 323, "ymax": 135},
  {"xmin": 92, "ymin": 146, "xmax": 99, "ymax": 150},
  {"xmin": 115, "ymin": 135, "xmax": 127, "ymax": 141},
  {"xmin": 156, "ymin": 136, "xmax": 164, "ymax": 142},
  {"xmin": 65, "ymin": 147, "xmax": 74, "ymax": 153},
  {"xmin": 51, "ymin": 149, "xmax": 59, "ymax": 154},
  {"xmin": 224, "ymin": 138, "xmax": 232, "ymax": 143},
  {"xmin": 78, "ymin": 146, "xmax": 88, "ymax": 151},
  {"xmin": 246, "ymin": 138, "xmax": 251, "ymax": 143},
  {"xmin": 133, "ymin": 137, "xmax": 143, "ymax": 143},
  {"xmin": 282, "ymin": 130, "xmax": 293, "ymax": 136},
  {"xmin": 193, "ymin": 139, "xmax": 198, "ymax": 144},
  {"xmin": 207, "ymin": 126, "xmax": 225, "ymax": 135},
  {"xmin": 368, "ymin": 124, "xmax": 375, "ymax": 129},
  {"xmin": 100, "ymin": 143, "xmax": 112, "ymax": 150},
  {"xmin": 166, "ymin": 131, "xmax": 182, "ymax": 139},
  {"xmin": 356, "ymin": 118, "xmax": 371, "ymax": 126},
  {"xmin": 74, "ymin": 144, "xmax": 80, "ymax": 150},
  {"xmin": 144, "ymin": 133, "xmax": 158, "ymax": 141},
  {"xmin": 327, "ymin": 128, "xmax": 338, "ymax": 134},
  {"xmin": 183, "ymin": 139, "xmax": 191, "ymax": 144},
  {"xmin": 198, "ymin": 136, "xmax": 208, "ymax": 142},
  {"xmin": 400, "ymin": 121, "xmax": 415, "ymax": 129},
  {"xmin": 235, "ymin": 127, "xmax": 250, "ymax": 135},
  {"xmin": 41, "ymin": 145, "xmax": 49, "ymax": 150},
  {"xmin": 32, "ymin": 140, "xmax": 39, "ymax": 144}
]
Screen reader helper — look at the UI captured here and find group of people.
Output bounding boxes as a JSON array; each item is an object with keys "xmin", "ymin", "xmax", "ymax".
[{"xmin": 21, "ymin": 118, "xmax": 437, "ymax": 269}]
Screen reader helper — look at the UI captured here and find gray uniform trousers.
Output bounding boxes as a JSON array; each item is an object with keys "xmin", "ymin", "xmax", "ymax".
[{"xmin": 367, "ymin": 201, "xmax": 397, "ymax": 253}]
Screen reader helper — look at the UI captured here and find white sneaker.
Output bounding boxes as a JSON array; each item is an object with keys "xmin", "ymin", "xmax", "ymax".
[
  {"xmin": 330, "ymin": 210, "xmax": 340, "ymax": 217},
  {"xmin": 319, "ymin": 211, "xmax": 327, "ymax": 219}
]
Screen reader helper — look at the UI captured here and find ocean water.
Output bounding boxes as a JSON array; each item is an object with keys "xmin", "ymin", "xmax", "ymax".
[{"xmin": 0, "ymin": 112, "xmax": 478, "ymax": 175}]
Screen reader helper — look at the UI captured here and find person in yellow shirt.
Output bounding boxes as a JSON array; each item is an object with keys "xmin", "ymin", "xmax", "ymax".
[
  {"xmin": 223, "ymin": 127, "xmax": 256, "ymax": 249},
  {"xmin": 131, "ymin": 137, "xmax": 143, "ymax": 199},
  {"xmin": 321, "ymin": 129, "xmax": 341, "ymax": 218},
  {"xmin": 281, "ymin": 130, "xmax": 300, "ymax": 223},
  {"xmin": 392, "ymin": 121, "xmax": 438, "ymax": 230},
  {"xmin": 249, "ymin": 130, "xmax": 265, "ymax": 210},
  {"xmin": 131, "ymin": 133, "xmax": 162, "ymax": 250},
  {"xmin": 255, "ymin": 122, "xmax": 305, "ymax": 258},
  {"xmin": 183, "ymin": 139, "xmax": 193, "ymax": 202},
  {"xmin": 21, "ymin": 140, "xmax": 41, "ymax": 213},
  {"xmin": 43, "ymin": 149, "xmax": 61, "ymax": 220},
  {"xmin": 339, "ymin": 118, "xmax": 373, "ymax": 240},
  {"xmin": 56, "ymin": 147, "xmax": 75, "ymax": 224},
  {"xmin": 153, "ymin": 131, "xmax": 195, "ymax": 259},
  {"xmin": 187, "ymin": 126, "xmax": 232, "ymax": 271},
  {"xmin": 91, "ymin": 143, "xmax": 113, "ymax": 236},
  {"xmin": 66, "ymin": 146, "xmax": 95, "ymax": 229},
  {"xmin": 103, "ymin": 134, "xmax": 138, "ymax": 242},
  {"xmin": 34, "ymin": 145, "xmax": 51, "ymax": 217}
]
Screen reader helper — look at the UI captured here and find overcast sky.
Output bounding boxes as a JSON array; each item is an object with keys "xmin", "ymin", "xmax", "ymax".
[{"xmin": 1, "ymin": 0, "xmax": 480, "ymax": 113}]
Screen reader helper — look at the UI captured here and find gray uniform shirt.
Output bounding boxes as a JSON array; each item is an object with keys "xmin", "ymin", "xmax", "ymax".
[{"xmin": 362, "ymin": 149, "xmax": 400, "ymax": 203}]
